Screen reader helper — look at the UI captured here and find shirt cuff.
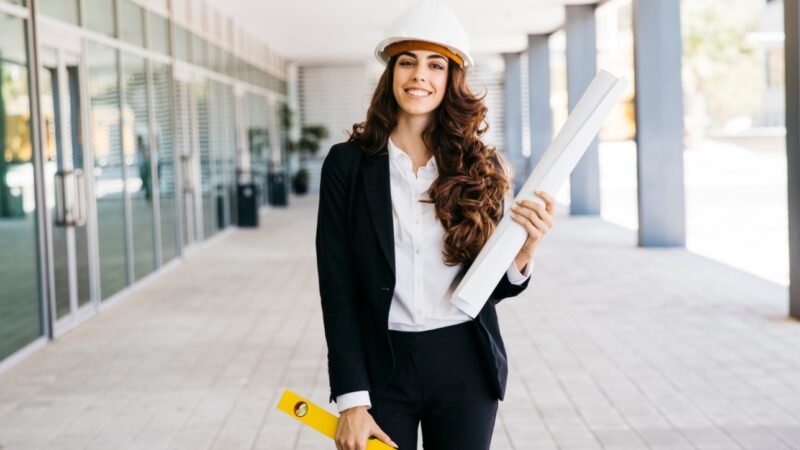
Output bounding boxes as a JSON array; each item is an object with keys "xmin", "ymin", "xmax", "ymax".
[
  {"xmin": 335, "ymin": 390, "xmax": 371, "ymax": 413},
  {"xmin": 507, "ymin": 259, "xmax": 533, "ymax": 285}
]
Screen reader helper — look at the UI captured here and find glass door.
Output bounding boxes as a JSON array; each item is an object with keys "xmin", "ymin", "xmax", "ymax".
[{"xmin": 39, "ymin": 42, "xmax": 95, "ymax": 333}]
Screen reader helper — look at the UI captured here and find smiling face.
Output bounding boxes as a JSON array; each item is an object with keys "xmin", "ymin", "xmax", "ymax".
[{"xmin": 392, "ymin": 49, "xmax": 449, "ymax": 119}]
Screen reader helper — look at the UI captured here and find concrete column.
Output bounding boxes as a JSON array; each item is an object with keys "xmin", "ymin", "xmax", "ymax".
[
  {"xmin": 784, "ymin": 0, "xmax": 800, "ymax": 319},
  {"xmin": 503, "ymin": 52, "xmax": 525, "ymax": 194},
  {"xmin": 527, "ymin": 34, "xmax": 552, "ymax": 169},
  {"xmin": 632, "ymin": 0, "xmax": 686, "ymax": 247},
  {"xmin": 565, "ymin": 4, "xmax": 600, "ymax": 215}
]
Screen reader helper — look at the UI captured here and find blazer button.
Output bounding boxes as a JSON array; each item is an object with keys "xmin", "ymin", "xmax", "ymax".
[{"xmin": 381, "ymin": 286, "xmax": 391, "ymax": 292}]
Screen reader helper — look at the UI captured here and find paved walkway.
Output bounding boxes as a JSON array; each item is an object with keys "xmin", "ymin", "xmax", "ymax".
[{"xmin": 0, "ymin": 193, "xmax": 798, "ymax": 450}]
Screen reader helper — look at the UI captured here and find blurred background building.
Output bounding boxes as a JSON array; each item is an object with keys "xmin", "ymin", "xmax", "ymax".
[{"xmin": 0, "ymin": 0, "xmax": 290, "ymax": 367}]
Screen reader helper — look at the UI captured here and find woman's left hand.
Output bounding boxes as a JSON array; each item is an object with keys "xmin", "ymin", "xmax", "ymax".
[{"xmin": 509, "ymin": 190, "xmax": 556, "ymax": 270}]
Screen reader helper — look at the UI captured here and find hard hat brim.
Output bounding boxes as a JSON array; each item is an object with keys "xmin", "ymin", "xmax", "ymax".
[{"xmin": 374, "ymin": 37, "xmax": 474, "ymax": 72}]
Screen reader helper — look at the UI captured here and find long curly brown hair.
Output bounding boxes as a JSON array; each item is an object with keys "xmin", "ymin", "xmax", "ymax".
[{"xmin": 347, "ymin": 54, "xmax": 513, "ymax": 268}]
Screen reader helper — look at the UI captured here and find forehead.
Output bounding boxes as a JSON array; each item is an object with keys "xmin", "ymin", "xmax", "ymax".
[{"xmin": 398, "ymin": 50, "xmax": 448, "ymax": 60}]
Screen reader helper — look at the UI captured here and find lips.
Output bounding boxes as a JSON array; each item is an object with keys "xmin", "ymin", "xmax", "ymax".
[{"xmin": 404, "ymin": 88, "xmax": 431, "ymax": 98}]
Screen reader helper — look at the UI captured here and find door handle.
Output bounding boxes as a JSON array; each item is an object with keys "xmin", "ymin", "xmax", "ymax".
[
  {"xmin": 54, "ymin": 169, "xmax": 87, "ymax": 227},
  {"xmin": 74, "ymin": 169, "xmax": 86, "ymax": 226}
]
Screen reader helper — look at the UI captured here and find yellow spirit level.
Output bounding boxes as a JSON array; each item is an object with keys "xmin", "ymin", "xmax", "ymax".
[{"xmin": 276, "ymin": 389, "xmax": 396, "ymax": 449}]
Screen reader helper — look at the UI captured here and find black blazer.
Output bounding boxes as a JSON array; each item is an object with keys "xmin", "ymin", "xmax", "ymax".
[{"xmin": 316, "ymin": 140, "xmax": 530, "ymax": 405}]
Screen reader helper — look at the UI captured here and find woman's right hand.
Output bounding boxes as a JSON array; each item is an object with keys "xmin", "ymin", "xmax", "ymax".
[{"xmin": 335, "ymin": 406, "xmax": 398, "ymax": 450}]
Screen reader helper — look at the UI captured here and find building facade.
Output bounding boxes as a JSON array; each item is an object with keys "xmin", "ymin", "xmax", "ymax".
[{"xmin": 0, "ymin": 0, "xmax": 288, "ymax": 369}]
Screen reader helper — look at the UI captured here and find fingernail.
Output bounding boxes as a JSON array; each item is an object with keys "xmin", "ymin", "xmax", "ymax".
[{"xmin": 391, "ymin": 441, "xmax": 399, "ymax": 448}]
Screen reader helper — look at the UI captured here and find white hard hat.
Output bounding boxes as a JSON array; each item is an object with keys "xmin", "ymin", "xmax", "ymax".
[{"xmin": 374, "ymin": 0, "xmax": 474, "ymax": 72}]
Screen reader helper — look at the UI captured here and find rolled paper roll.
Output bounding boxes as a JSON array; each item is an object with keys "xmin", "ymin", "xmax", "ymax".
[{"xmin": 450, "ymin": 69, "xmax": 629, "ymax": 318}]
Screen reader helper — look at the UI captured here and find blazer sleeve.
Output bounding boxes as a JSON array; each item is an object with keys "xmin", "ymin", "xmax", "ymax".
[
  {"xmin": 488, "ymin": 186, "xmax": 532, "ymax": 305},
  {"xmin": 488, "ymin": 269, "xmax": 531, "ymax": 305},
  {"xmin": 316, "ymin": 145, "xmax": 372, "ymax": 403}
]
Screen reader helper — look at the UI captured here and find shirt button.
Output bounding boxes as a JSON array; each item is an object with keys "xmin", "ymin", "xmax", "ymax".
[{"xmin": 415, "ymin": 248, "xmax": 421, "ymax": 254}]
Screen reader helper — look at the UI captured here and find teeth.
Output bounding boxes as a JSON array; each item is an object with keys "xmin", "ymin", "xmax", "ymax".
[{"xmin": 406, "ymin": 89, "xmax": 431, "ymax": 97}]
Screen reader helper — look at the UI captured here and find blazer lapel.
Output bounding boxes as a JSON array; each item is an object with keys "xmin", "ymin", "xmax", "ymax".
[{"xmin": 362, "ymin": 144, "xmax": 396, "ymax": 280}]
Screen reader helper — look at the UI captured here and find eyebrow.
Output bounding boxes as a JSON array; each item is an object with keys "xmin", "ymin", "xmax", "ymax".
[{"xmin": 399, "ymin": 51, "xmax": 448, "ymax": 62}]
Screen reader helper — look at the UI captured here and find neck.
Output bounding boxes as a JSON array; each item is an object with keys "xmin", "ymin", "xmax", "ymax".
[{"xmin": 391, "ymin": 111, "xmax": 433, "ymax": 160}]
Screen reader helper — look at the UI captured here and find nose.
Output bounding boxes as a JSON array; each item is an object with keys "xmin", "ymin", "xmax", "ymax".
[{"xmin": 413, "ymin": 64, "xmax": 426, "ymax": 82}]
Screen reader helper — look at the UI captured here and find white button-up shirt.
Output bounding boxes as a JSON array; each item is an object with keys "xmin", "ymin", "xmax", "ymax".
[{"xmin": 335, "ymin": 137, "xmax": 532, "ymax": 413}]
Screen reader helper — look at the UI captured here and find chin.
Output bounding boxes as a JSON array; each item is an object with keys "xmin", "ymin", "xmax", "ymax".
[{"xmin": 398, "ymin": 102, "xmax": 437, "ymax": 117}]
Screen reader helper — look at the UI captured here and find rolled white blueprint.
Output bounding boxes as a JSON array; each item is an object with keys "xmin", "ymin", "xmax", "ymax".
[{"xmin": 450, "ymin": 69, "xmax": 628, "ymax": 318}]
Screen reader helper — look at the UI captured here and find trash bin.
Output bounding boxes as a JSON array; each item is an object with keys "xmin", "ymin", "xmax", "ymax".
[
  {"xmin": 237, "ymin": 182, "xmax": 259, "ymax": 227},
  {"xmin": 216, "ymin": 184, "xmax": 226, "ymax": 228},
  {"xmin": 268, "ymin": 168, "xmax": 288, "ymax": 206}
]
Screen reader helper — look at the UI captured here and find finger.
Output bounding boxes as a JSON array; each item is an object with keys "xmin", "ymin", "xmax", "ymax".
[
  {"xmin": 535, "ymin": 190, "xmax": 554, "ymax": 204},
  {"xmin": 534, "ymin": 191, "xmax": 556, "ymax": 216},
  {"xmin": 516, "ymin": 200, "xmax": 554, "ymax": 228},
  {"xmin": 511, "ymin": 205, "xmax": 550, "ymax": 233},
  {"xmin": 513, "ymin": 214, "xmax": 543, "ymax": 242},
  {"xmin": 510, "ymin": 211, "xmax": 543, "ymax": 240},
  {"xmin": 372, "ymin": 426, "xmax": 398, "ymax": 448}
]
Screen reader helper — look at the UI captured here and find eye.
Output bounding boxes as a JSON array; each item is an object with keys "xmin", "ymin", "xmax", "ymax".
[
  {"xmin": 399, "ymin": 60, "xmax": 414, "ymax": 66},
  {"xmin": 431, "ymin": 63, "xmax": 445, "ymax": 70}
]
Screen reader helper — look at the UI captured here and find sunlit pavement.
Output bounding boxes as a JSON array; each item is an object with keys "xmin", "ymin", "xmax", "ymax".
[
  {"xmin": 0, "ymin": 167, "xmax": 798, "ymax": 449},
  {"xmin": 597, "ymin": 138, "xmax": 788, "ymax": 287}
]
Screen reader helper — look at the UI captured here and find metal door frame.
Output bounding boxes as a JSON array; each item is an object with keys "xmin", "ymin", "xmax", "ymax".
[{"xmin": 37, "ymin": 21, "xmax": 101, "ymax": 338}]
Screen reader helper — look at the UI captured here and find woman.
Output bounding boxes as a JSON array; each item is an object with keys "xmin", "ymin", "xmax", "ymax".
[{"xmin": 316, "ymin": 2, "xmax": 555, "ymax": 449}]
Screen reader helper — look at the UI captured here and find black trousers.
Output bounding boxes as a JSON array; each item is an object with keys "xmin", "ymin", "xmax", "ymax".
[{"xmin": 369, "ymin": 320, "xmax": 499, "ymax": 450}]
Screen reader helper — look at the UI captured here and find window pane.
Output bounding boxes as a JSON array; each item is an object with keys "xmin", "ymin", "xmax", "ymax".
[
  {"xmin": 120, "ymin": 0, "xmax": 144, "ymax": 47},
  {"xmin": 147, "ymin": 12, "xmax": 169, "ymax": 55},
  {"xmin": 208, "ymin": 81, "xmax": 229, "ymax": 228},
  {"xmin": 173, "ymin": 24, "xmax": 189, "ymax": 61},
  {"xmin": 191, "ymin": 34, "xmax": 206, "ymax": 68},
  {"xmin": 194, "ymin": 80, "xmax": 214, "ymax": 237},
  {"xmin": 224, "ymin": 51, "xmax": 235, "ymax": 77},
  {"xmin": 39, "ymin": 0, "xmax": 79, "ymax": 25},
  {"xmin": 0, "ymin": 15, "xmax": 27, "ymax": 63},
  {"xmin": 0, "ymin": 12, "xmax": 43, "ymax": 360},
  {"xmin": 207, "ymin": 43, "xmax": 218, "ymax": 73},
  {"xmin": 122, "ymin": 53, "xmax": 155, "ymax": 280},
  {"xmin": 151, "ymin": 62, "xmax": 177, "ymax": 262},
  {"xmin": 276, "ymin": 101, "xmax": 289, "ymax": 175},
  {"xmin": 221, "ymin": 84, "xmax": 236, "ymax": 227},
  {"xmin": 246, "ymin": 93, "xmax": 269, "ymax": 207},
  {"xmin": 87, "ymin": 42, "xmax": 126, "ymax": 298},
  {"xmin": 85, "ymin": 0, "xmax": 116, "ymax": 37}
]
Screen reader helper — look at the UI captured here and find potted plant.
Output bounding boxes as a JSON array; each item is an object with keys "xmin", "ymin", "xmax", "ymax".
[
  {"xmin": 281, "ymin": 104, "xmax": 329, "ymax": 195},
  {"xmin": 292, "ymin": 167, "xmax": 310, "ymax": 194}
]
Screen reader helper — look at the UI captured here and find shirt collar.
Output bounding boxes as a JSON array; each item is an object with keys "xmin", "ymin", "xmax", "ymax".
[{"xmin": 387, "ymin": 137, "xmax": 438, "ymax": 172}]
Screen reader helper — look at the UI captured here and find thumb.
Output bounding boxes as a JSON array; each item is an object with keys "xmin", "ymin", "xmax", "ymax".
[{"xmin": 370, "ymin": 423, "xmax": 399, "ymax": 448}]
